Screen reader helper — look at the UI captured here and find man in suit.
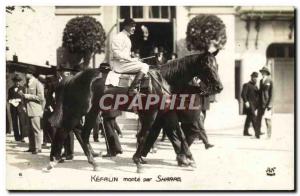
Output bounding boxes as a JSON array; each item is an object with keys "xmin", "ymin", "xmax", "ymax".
[
  {"xmin": 8, "ymin": 74, "xmax": 28, "ymax": 142},
  {"xmin": 101, "ymin": 110, "xmax": 123, "ymax": 157},
  {"xmin": 179, "ymin": 78, "xmax": 214, "ymax": 149},
  {"xmin": 241, "ymin": 72, "xmax": 260, "ymax": 138},
  {"xmin": 257, "ymin": 66, "xmax": 273, "ymax": 138},
  {"xmin": 20, "ymin": 67, "xmax": 45, "ymax": 154}
]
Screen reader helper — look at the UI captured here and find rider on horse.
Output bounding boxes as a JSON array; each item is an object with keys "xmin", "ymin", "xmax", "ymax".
[{"xmin": 110, "ymin": 18, "xmax": 149, "ymax": 96}]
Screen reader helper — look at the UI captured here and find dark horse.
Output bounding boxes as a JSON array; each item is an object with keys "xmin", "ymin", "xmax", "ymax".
[{"xmin": 46, "ymin": 52, "xmax": 223, "ymax": 172}]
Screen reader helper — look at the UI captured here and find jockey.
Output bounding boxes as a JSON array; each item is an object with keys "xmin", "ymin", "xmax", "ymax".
[{"xmin": 110, "ymin": 18, "xmax": 149, "ymax": 95}]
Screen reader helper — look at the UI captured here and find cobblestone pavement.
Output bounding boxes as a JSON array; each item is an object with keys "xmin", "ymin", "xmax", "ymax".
[{"xmin": 6, "ymin": 114, "xmax": 294, "ymax": 190}]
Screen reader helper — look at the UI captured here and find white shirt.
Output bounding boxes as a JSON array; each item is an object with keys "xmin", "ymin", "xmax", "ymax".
[{"xmin": 110, "ymin": 30, "xmax": 133, "ymax": 62}]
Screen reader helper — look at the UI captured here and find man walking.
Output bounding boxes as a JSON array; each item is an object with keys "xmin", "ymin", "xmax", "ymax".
[
  {"xmin": 110, "ymin": 18, "xmax": 149, "ymax": 95},
  {"xmin": 21, "ymin": 67, "xmax": 45, "ymax": 154},
  {"xmin": 241, "ymin": 72, "xmax": 260, "ymax": 138},
  {"xmin": 257, "ymin": 66, "xmax": 273, "ymax": 138},
  {"xmin": 101, "ymin": 110, "xmax": 123, "ymax": 157}
]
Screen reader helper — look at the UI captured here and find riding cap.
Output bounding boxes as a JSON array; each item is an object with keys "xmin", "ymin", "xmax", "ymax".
[{"xmin": 123, "ymin": 18, "xmax": 136, "ymax": 27}]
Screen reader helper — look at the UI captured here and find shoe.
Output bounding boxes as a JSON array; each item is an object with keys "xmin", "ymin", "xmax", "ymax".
[
  {"xmin": 94, "ymin": 139, "xmax": 99, "ymax": 142},
  {"xmin": 128, "ymin": 71, "xmax": 145, "ymax": 96},
  {"xmin": 176, "ymin": 155, "xmax": 190, "ymax": 167},
  {"xmin": 65, "ymin": 155, "xmax": 74, "ymax": 160},
  {"xmin": 21, "ymin": 140, "xmax": 25, "ymax": 143},
  {"xmin": 243, "ymin": 133, "xmax": 252, "ymax": 136},
  {"xmin": 32, "ymin": 150, "xmax": 42, "ymax": 154},
  {"xmin": 205, "ymin": 144, "xmax": 214, "ymax": 149},
  {"xmin": 116, "ymin": 150, "xmax": 123, "ymax": 155},
  {"xmin": 24, "ymin": 149, "xmax": 33, "ymax": 152},
  {"xmin": 102, "ymin": 153, "xmax": 116, "ymax": 158},
  {"xmin": 255, "ymin": 135, "xmax": 260, "ymax": 139},
  {"xmin": 42, "ymin": 143, "xmax": 47, "ymax": 147}
]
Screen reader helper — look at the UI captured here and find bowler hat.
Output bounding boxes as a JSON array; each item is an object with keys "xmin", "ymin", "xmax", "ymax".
[
  {"xmin": 12, "ymin": 73, "xmax": 22, "ymax": 81},
  {"xmin": 251, "ymin": 72, "xmax": 258, "ymax": 78},
  {"xmin": 259, "ymin": 66, "xmax": 271, "ymax": 75},
  {"xmin": 123, "ymin": 18, "xmax": 136, "ymax": 27},
  {"xmin": 26, "ymin": 66, "xmax": 36, "ymax": 74}
]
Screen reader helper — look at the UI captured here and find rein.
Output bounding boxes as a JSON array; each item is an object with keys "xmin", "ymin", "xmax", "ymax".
[{"xmin": 147, "ymin": 71, "xmax": 172, "ymax": 95}]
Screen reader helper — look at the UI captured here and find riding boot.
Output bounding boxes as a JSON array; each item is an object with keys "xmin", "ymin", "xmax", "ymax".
[{"xmin": 128, "ymin": 71, "xmax": 145, "ymax": 96}]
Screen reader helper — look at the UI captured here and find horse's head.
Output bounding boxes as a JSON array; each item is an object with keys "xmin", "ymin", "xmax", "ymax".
[{"xmin": 195, "ymin": 52, "xmax": 223, "ymax": 94}]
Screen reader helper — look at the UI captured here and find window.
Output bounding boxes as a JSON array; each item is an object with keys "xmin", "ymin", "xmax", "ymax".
[
  {"xmin": 161, "ymin": 6, "xmax": 169, "ymax": 18},
  {"xmin": 119, "ymin": 6, "xmax": 175, "ymax": 20},
  {"xmin": 149, "ymin": 6, "xmax": 159, "ymax": 18},
  {"xmin": 267, "ymin": 43, "xmax": 295, "ymax": 58},
  {"xmin": 120, "ymin": 6, "xmax": 130, "ymax": 19},
  {"xmin": 132, "ymin": 6, "xmax": 143, "ymax": 18}
]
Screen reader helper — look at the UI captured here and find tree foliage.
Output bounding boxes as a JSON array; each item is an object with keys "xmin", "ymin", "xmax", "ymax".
[
  {"xmin": 186, "ymin": 14, "xmax": 227, "ymax": 52},
  {"xmin": 62, "ymin": 16, "xmax": 106, "ymax": 55}
]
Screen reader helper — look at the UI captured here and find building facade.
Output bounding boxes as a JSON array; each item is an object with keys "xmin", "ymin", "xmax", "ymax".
[{"xmin": 6, "ymin": 6, "xmax": 295, "ymax": 120}]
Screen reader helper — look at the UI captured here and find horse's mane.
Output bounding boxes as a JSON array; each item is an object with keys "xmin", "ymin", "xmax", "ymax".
[{"xmin": 159, "ymin": 54, "xmax": 201, "ymax": 85}]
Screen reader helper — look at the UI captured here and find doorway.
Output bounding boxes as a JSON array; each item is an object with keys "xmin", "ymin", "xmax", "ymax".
[
  {"xmin": 119, "ymin": 22, "xmax": 174, "ymax": 59},
  {"xmin": 267, "ymin": 43, "xmax": 294, "ymax": 113}
]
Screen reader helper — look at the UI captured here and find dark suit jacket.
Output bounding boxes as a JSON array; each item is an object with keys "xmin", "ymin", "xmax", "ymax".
[
  {"xmin": 8, "ymin": 85, "xmax": 26, "ymax": 112},
  {"xmin": 259, "ymin": 78, "xmax": 273, "ymax": 109},
  {"xmin": 241, "ymin": 81, "xmax": 259, "ymax": 115}
]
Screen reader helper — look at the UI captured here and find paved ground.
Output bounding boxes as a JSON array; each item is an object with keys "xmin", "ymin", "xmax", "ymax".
[{"xmin": 6, "ymin": 114, "xmax": 294, "ymax": 190}]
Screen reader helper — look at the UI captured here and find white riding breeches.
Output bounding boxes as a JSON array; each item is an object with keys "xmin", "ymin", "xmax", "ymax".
[{"xmin": 110, "ymin": 60, "xmax": 149, "ymax": 74}]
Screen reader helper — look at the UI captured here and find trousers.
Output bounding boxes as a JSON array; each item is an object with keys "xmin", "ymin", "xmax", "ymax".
[
  {"xmin": 111, "ymin": 60, "xmax": 149, "ymax": 74},
  {"xmin": 141, "ymin": 111, "xmax": 192, "ymax": 157},
  {"xmin": 28, "ymin": 116, "xmax": 43, "ymax": 151}
]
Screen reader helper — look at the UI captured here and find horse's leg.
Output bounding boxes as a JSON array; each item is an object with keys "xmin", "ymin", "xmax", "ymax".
[
  {"xmin": 73, "ymin": 128, "xmax": 99, "ymax": 171},
  {"xmin": 80, "ymin": 103, "xmax": 101, "ymax": 169},
  {"xmin": 133, "ymin": 110, "xmax": 158, "ymax": 173},
  {"xmin": 43, "ymin": 128, "xmax": 69, "ymax": 172}
]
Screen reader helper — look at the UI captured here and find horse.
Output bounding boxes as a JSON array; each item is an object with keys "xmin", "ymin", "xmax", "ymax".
[{"xmin": 46, "ymin": 51, "xmax": 223, "ymax": 173}]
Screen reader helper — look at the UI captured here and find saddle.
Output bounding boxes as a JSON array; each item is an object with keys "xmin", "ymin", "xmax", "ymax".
[{"xmin": 105, "ymin": 71, "xmax": 151, "ymax": 91}]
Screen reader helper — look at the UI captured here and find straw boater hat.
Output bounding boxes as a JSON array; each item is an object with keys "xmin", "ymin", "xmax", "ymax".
[
  {"xmin": 259, "ymin": 66, "xmax": 271, "ymax": 75},
  {"xmin": 12, "ymin": 73, "xmax": 22, "ymax": 81}
]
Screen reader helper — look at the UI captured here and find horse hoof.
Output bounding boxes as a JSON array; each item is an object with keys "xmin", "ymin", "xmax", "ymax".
[
  {"xmin": 93, "ymin": 164, "xmax": 100, "ymax": 171},
  {"xmin": 132, "ymin": 156, "xmax": 140, "ymax": 165},
  {"xmin": 136, "ymin": 165, "xmax": 144, "ymax": 173},
  {"xmin": 140, "ymin": 157, "xmax": 147, "ymax": 164}
]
